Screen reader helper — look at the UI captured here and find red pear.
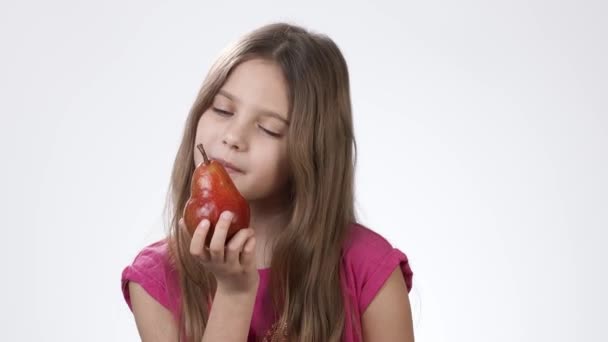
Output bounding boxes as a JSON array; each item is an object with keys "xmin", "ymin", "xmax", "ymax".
[{"xmin": 182, "ymin": 144, "xmax": 250, "ymax": 246}]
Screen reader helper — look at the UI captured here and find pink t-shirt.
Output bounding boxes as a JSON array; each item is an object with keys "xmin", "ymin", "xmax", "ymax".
[{"xmin": 121, "ymin": 223, "xmax": 413, "ymax": 341}]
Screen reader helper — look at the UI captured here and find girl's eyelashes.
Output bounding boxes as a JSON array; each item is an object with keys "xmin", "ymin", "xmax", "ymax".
[
  {"xmin": 212, "ymin": 107, "xmax": 233, "ymax": 116},
  {"xmin": 212, "ymin": 107, "xmax": 282, "ymax": 138},
  {"xmin": 258, "ymin": 125, "xmax": 282, "ymax": 138}
]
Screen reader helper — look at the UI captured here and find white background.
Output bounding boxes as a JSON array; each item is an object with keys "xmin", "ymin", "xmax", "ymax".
[{"xmin": 1, "ymin": 0, "xmax": 606, "ymax": 341}]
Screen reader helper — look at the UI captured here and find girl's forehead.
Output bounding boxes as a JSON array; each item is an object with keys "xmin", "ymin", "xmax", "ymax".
[{"xmin": 217, "ymin": 59, "xmax": 290, "ymax": 120}]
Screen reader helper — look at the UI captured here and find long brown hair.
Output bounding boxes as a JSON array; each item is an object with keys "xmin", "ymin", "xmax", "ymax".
[{"xmin": 163, "ymin": 22, "xmax": 358, "ymax": 341}]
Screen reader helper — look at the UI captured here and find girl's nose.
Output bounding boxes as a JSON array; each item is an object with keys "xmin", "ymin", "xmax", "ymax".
[{"xmin": 222, "ymin": 122, "xmax": 248, "ymax": 151}]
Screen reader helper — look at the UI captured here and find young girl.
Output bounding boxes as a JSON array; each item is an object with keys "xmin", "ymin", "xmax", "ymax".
[{"xmin": 121, "ymin": 22, "xmax": 414, "ymax": 342}]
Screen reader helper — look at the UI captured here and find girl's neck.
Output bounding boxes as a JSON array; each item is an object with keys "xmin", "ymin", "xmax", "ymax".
[{"xmin": 247, "ymin": 192, "xmax": 291, "ymax": 268}]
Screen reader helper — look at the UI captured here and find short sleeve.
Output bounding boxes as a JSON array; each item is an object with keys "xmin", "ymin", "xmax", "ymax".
[
  {"xmin": 358, "ymin": 248, "xmax": 413, "ymax": 313},
  {"xmin": 121, "ymin": 239, "xmax": 174, "ymax": 312},
  {"xmin": 342, "ymin": 224, "xmax": 414, "ymax": 314}
]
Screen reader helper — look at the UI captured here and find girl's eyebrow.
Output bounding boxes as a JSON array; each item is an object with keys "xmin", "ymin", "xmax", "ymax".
[{"xmin": 217, "ymin": 89, "xmax": 290, "ymax": 125}]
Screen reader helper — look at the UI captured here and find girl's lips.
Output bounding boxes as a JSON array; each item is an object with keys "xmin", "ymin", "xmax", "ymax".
[
  {"xmin": 212, "ymin": 158, "xmax": 244, "ymax": 173},
  {"xmin": 224, "ymin": 166, "xmax": 242, "ymax": 174}
]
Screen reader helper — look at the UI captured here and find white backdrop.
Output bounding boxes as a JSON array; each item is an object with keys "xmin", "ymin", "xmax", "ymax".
[{"xmin": 1, "ymin": 0, "xmax": 606, "ymax": 341}]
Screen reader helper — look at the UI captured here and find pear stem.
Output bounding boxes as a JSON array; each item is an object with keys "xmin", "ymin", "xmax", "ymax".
[{"xmin": 197, "ymin": 144, "xmax": 209, "ymax": 164}]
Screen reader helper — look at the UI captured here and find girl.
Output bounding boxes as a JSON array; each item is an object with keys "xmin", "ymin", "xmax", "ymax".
[{"xmin": 121, "ymin": 22, "xmax": 414, "ymax": 342}]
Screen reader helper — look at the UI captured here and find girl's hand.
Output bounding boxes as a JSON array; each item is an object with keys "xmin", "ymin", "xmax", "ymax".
[{"xmin": 180, "ymin": 211, "xmax": 259, "ymax": 295}]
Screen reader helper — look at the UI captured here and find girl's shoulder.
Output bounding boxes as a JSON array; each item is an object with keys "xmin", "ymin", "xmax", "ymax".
[
  {"xmin": 123, "ymin": 239, "xmax": 173, "ymax": 280},
  {"xmin": 341, "ymin": 223, "xmax": 414, "ymax": 313},
  {"xmin": 342, "ymin": 223, "xmax": 412, "ymax": 272},
  {"xmin": 343, "ymin": 222, "xmax": 397, "ymax": 253},
  {"xmin": 121, "ymin": 238, "xmax": 181, "ymax": 317}
]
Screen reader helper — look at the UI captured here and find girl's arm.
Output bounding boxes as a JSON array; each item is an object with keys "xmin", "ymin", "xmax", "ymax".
[
  {"xmin": 130, "ymin": 281, "xmax": 257, "ymax": 342},
  {"xmin": 129, "ymin": 282, "xmax": 179, "ymax": 342},
  {"xmin": 202, "ymin": 286, "xmax": 257, "ymax": 342},
  {"xmin": 361, "ymin": 266, "xmax": 415, "ymax": 341}
]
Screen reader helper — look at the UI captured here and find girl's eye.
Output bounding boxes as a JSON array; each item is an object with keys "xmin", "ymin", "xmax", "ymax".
[
  {"xmin": 258, "ymin": 125, "xmax": 282, "ymax": 138},
  {"xmin": 212, "ymin": 108, "xmax": 233, "ymax": 116}
]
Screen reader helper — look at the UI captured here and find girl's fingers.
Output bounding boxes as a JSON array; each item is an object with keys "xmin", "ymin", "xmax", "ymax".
[
  {"xmin": 189, "ymin": 218, "xmax": 211, "ymax": 261},
  {"xmin": 208, "ymin": 211, "xmax": 233, "ymax": 262},
  {"xmin": 240, "ymin": 235, "xmax": 256, "ymax": 269},
  {"xmin": 183, "ymin": 213, "xmax": 256, "ymax": 273},
  {"xmin": 225, "ymin": 228, "xmax": 254, "ymax": 266}
]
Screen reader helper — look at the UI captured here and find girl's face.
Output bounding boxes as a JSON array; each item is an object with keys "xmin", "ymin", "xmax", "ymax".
[{"xmin": 194, "ymin": 58, "xmax": 291, "ymax": 202}]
